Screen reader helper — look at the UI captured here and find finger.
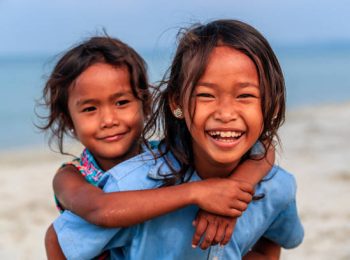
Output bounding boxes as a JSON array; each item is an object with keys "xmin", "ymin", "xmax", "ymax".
[
  {"xmin": 225, "ymin": 208, "xmax": 242, "ymax": 218},
  {"xmin": 213, "ymin": 221, "xmax": 227, "ymax": 245},
  {"xmin": 200, "ymin": 220, "xmax": 218, "ymax": 250},
  {"xmin": 230, "ymin": 200, "xmax": 248, "ymax": 212},
  {"xmin": 221, "ymin": 220, "xmax": 237, "ymax": 246},
  {"xmin": 192, "ymin": 217, "xmax": 208, "ymax": 248},
  {"xmin": 238, "ymin": 192, "xmax": 253, "ymax": 203},
  {"xmin": 238, "ymin": 181, "xmax": 255, "ymax": 194}
]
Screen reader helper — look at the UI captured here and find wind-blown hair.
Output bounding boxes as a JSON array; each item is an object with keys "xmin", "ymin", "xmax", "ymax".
[
  {"xmin": 145, "ymin": 19, "xmax": 286, "ymax": 185},
  {"xmin": 38, "ymin": 36, "xmax": 151, "ymax": 154}
]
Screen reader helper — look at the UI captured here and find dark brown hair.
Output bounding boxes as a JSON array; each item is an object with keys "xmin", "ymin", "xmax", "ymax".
[
  {"xmin": 145, "ymin": 19, "xmax": 286, "ymax": 184},
  {"xmin": 38, "ymin": 36, "xmax": 151, "ymax": 154}
]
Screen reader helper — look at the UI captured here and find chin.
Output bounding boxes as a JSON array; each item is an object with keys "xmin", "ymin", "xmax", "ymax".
[{"xmin": 210, "ymin": 156, "xmax": 240, "ymax": 167}]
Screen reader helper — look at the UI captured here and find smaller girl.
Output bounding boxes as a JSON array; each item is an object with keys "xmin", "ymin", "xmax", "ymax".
[
  {"xmin": 50, "ymin": 20, "xmax": 303, "ymax": 259},
  {"xmin": 41, "ymin": 36, "xmax": 274, "ymax": 257}
]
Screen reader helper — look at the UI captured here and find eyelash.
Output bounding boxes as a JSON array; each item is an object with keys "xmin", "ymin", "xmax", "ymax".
[
  {"xmin": 116, "ymin": 100, "xmax": 130, "ymax": 106},
  {"xmin": 82, "ymin": 107, "xmax": 96, "ymax": 112},
  {"xmin": 196, "ymin": 93, "xmax": 214, "ymax": 98},
  {"xmin": 238, "ymin": 94, "xmax": 256, "ymax": 98}
]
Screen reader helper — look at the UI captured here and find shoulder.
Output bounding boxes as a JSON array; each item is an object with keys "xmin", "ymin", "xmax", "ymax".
[
  {"xmin": 98, "ymin": 149, "xmax": 177, "ymax": 192},
  {"xmin": 259, "ymin": 166, "xmax": 297, "ymax": 209}
]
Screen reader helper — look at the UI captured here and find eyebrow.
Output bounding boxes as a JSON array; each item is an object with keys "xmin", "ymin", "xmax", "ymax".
[
  {"xmin": 238, "ymin": 82, "xmax": 259, "ymax": 88},
  {"xmin": 76, "ymin": 97, "xmax": 100, "ymax": 107},
  {"xmin": 196, "ymin": 82, "xmax": 218, "ymax": 88},
  {"xmin": 75, "ymin": 91, "xmax": 134, "ymax": 106},
  {"xmin": 196, "ymin": 81, "xmax": 259, "ymax": 88}
]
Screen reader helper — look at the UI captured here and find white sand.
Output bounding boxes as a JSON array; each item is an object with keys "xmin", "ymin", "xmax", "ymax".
[
  {"xmin": 1, "ymin": 102, "xmax": 349, "ymax": 259},
  {"xmin": 279, "ymin": 102, "xmax": 350, "ymax": 259}
]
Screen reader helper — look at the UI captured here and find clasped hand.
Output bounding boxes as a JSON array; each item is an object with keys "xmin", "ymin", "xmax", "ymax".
[{"xmin": 192, "ymin": 179, "xmax": 254, "ymax": 249}]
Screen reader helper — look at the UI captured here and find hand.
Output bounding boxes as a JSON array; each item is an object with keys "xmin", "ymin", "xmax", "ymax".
[
  {"xmin": 192, "ymin": 210, "xmax": 237, "ymax": 250},
  {"xmin": 193, "ymin": 178, "xmax": 254, "ymax": 217}
]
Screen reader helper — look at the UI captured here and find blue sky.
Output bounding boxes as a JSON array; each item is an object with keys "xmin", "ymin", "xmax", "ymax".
[{"xmin": 0, "ymin": 0, "xmax": 350, "ymax": 55}]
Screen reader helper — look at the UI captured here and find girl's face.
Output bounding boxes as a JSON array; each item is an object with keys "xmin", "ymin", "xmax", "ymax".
[
  {"xmin": 68, "ymin": 63, "xmax": 144, "ymax": 171},
  {"xmin": 185, "ymin": 46, "xmax": 263, "ymax": 178}
]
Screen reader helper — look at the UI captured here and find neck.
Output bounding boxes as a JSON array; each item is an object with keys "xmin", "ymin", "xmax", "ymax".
[
  {"xmin": 194, "ymin": 154, "xmax": 239, "ymax": 179},
  {"xmin": 92, "ymin": 144, "xmax": 142, "ymax": 172}
]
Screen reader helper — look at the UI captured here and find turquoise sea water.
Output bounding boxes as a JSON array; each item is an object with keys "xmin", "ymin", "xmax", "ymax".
[{"xmin": 1, "ymin": 46, "xmax": 350, "ymax": 150}]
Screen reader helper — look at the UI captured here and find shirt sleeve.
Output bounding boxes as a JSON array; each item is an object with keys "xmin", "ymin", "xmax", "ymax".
[
  {"xmin": 53, "ymin": 174, "xmax": 133, "ymax": 259},
  {"xmin": 250, "ymin": 141, "xmax": 265, "ymax": 157},
  {"xmin": 263, "ymin": 199, "xmax": 304, "ymax": 249}
]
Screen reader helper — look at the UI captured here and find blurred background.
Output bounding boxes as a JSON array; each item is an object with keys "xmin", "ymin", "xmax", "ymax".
[
  {"xmin": 1, "ymin": 0, "xmax": 350, "ymax": 150},
  {"xmin": 0, "ymin": 0, "xmax": 349, "ymax": 259}
]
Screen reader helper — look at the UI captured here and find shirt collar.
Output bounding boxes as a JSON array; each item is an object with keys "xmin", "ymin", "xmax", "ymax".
[
  {"xmin": 146, "ymin": 149, "xmax": 201, "ymax": 182},
  {"xmin": 81, "ymin": 148, "xmax": 104, "ymax": 173}
]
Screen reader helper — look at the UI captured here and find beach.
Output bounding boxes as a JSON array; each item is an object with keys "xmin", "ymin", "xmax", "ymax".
[
  {"xmin": 279, "ymin": 102, "xmax": 350, "ymax": 259},
  {"xmin": 0, "ymin": 102, "xmax": 349, "ymax": 259}
]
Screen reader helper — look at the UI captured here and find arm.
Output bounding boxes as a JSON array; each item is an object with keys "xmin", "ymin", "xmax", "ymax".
[
  {"xmin": 51, "ymin": 168, "xmax": 254, "ymax": 259},
  {"xmin": 230, "ymin": 144, "xmax": 275, "ymax": 184},
  {"xmin": 54, "ymin": 165, "xmax": 253, "ymax": 227},
  {"xmin": 192, "ymin": 146, "xmax": 275, "ymax": 249},
  {"xmin": 243, "ymin": 237, "xmax": 281, "ymax": 260},
  {"xmin": 45, "ymin": 224, "xmax": 66, "ymax": 260},
  {"xmin": 45, "ymin": 224, "xmax": 109, "ymax": 260}
]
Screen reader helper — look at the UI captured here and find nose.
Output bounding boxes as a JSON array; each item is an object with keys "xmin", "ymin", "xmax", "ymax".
[
  {"xmin": 213, "ymin": 98, "xmax": 238, "ymax": 122},
  {"xmin": 100, "ymin": 107, "xmax": 119, "ymax": 128}
]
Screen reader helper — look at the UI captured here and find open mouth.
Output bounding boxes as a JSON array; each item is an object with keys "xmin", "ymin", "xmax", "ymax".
[{"xmin": 207, "ymin": 130, "xmax": 244, "ymax": 143}]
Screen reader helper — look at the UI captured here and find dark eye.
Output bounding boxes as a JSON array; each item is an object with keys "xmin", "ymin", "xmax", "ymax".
[
  {"xmin": 116, "ymin": 100, "xmax": 130, "ymax": 106},
  {"xmin": 238, "ymin": 93, "xmax": 256, "ymax": 99},
  {"xmin": 82, "ymin": 106, "xmax": 96, "ymax": 112},
  {"xmin": 196, "ymin": 93, "xmax": 214, "ymax": 98}
]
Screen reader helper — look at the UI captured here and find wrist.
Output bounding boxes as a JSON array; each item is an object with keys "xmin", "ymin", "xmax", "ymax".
[{"xmin": 186, "ymin": 181, "xmax": 201, "ymax": 206}]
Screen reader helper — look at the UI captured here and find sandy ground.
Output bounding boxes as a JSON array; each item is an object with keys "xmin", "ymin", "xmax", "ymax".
[
  {"xmin": 279, "ymin": 102, "xmax": 350, "ymax": 259},
  {"xmin": 0, "ymin": 102, "xmax": 349, "ymax": 259}
]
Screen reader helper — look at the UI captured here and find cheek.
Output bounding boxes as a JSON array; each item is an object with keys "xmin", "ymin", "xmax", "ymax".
[
  {"xmin": 134, "ymin": 115, "xmax": 145, "ymax": 133},
  {"xmin": 129, "ymin": 104, "xmax": 145, "ymax": 131},
  {"xmin": 259, "ymin": 117, "xmax": 264, "ymax": 135},
  {"xmin": 244, "ymin": 105, "xmax": 263, "ymax": 133},
  {"xmin": 73, "ymin": 123, "xmax": 93, "ymax": 140},
  {"xmin": 69, "ymin": 114, "xmax": 81, "ymax": 133},
  {"xmin": 69, "ymin": 113, "xmax": 97, "ymax": 139},
  {"xmin": 184, "ymin": 100, "xmax": 204, "ymax": 132},
  {"xmin": 252, "ymin": 111, "xmax": 264, "ymax": 136}
]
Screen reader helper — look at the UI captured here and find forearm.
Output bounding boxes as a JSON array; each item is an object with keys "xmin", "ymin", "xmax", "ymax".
[
  {"xmin": 55, "ymin": 168, "xmax": 199, "ymax": 227},
  {"xmin": 45, "ymin": 224, "xmax": 66, "ymax": 260},
  {"xmin": 89, "ymin": 182, "xmax": 201, "ymax": 227},
  {"xmin": 229, "ymin": 145, "xmax": 275, "ymax": 185},
  {"xmin": 55, "ymin": 166, "xmax": 248, "ymax": 228}
]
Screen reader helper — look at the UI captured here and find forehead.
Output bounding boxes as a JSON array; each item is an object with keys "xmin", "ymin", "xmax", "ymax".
[
  {"xmin": 69, "ymin": 63, "xmax": 132, "ymax": 98},
  {"xmin": 75, "ymin": 63, "xmax": 129, "ymax": 84},
  {"xmin": 206, "ymin": 46, "xmax": 256, "ymax": 73},
  {"xmin": 196, "ymin": 46, "xmax": 258, "ymax": 87}
]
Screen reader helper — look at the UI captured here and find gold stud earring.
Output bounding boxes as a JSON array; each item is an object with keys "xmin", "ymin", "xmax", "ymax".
[{"xmin": 173, "ymin": 107, "xmax": 183, "ymax": 119}]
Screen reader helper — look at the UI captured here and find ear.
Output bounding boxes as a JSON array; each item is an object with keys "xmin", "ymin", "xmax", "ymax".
[
  {"xmin": 168, "ymin": 95, "xmax": 184, "ymax": 119},
  {"xmin": 62, "ymin": 113, "xmax": 76, "ymax": 137},
  {"xmin": 168, "ymin": 93, "xmax": 178, "ymax": 112}
]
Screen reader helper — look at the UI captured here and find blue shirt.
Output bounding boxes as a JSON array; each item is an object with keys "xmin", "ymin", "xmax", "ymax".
[{"xmin": 54, "ymin": 150, "xmax": 304, "ymax": 260}]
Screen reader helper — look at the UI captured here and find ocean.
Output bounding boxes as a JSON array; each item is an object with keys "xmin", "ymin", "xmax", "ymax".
[{"xmin": 1, "ymin": 45, "xmax": 350, "ymax": 150}]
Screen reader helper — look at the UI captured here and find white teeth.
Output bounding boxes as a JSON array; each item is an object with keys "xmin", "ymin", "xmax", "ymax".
[{"xmin": 208, "ymin": 131, "xmax": 242, "ymax": 138}]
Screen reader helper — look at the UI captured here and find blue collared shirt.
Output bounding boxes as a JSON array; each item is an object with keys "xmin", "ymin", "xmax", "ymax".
[{"xmin": 54, "ymin": 150, "xmax": 304, "ymax": 260}]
